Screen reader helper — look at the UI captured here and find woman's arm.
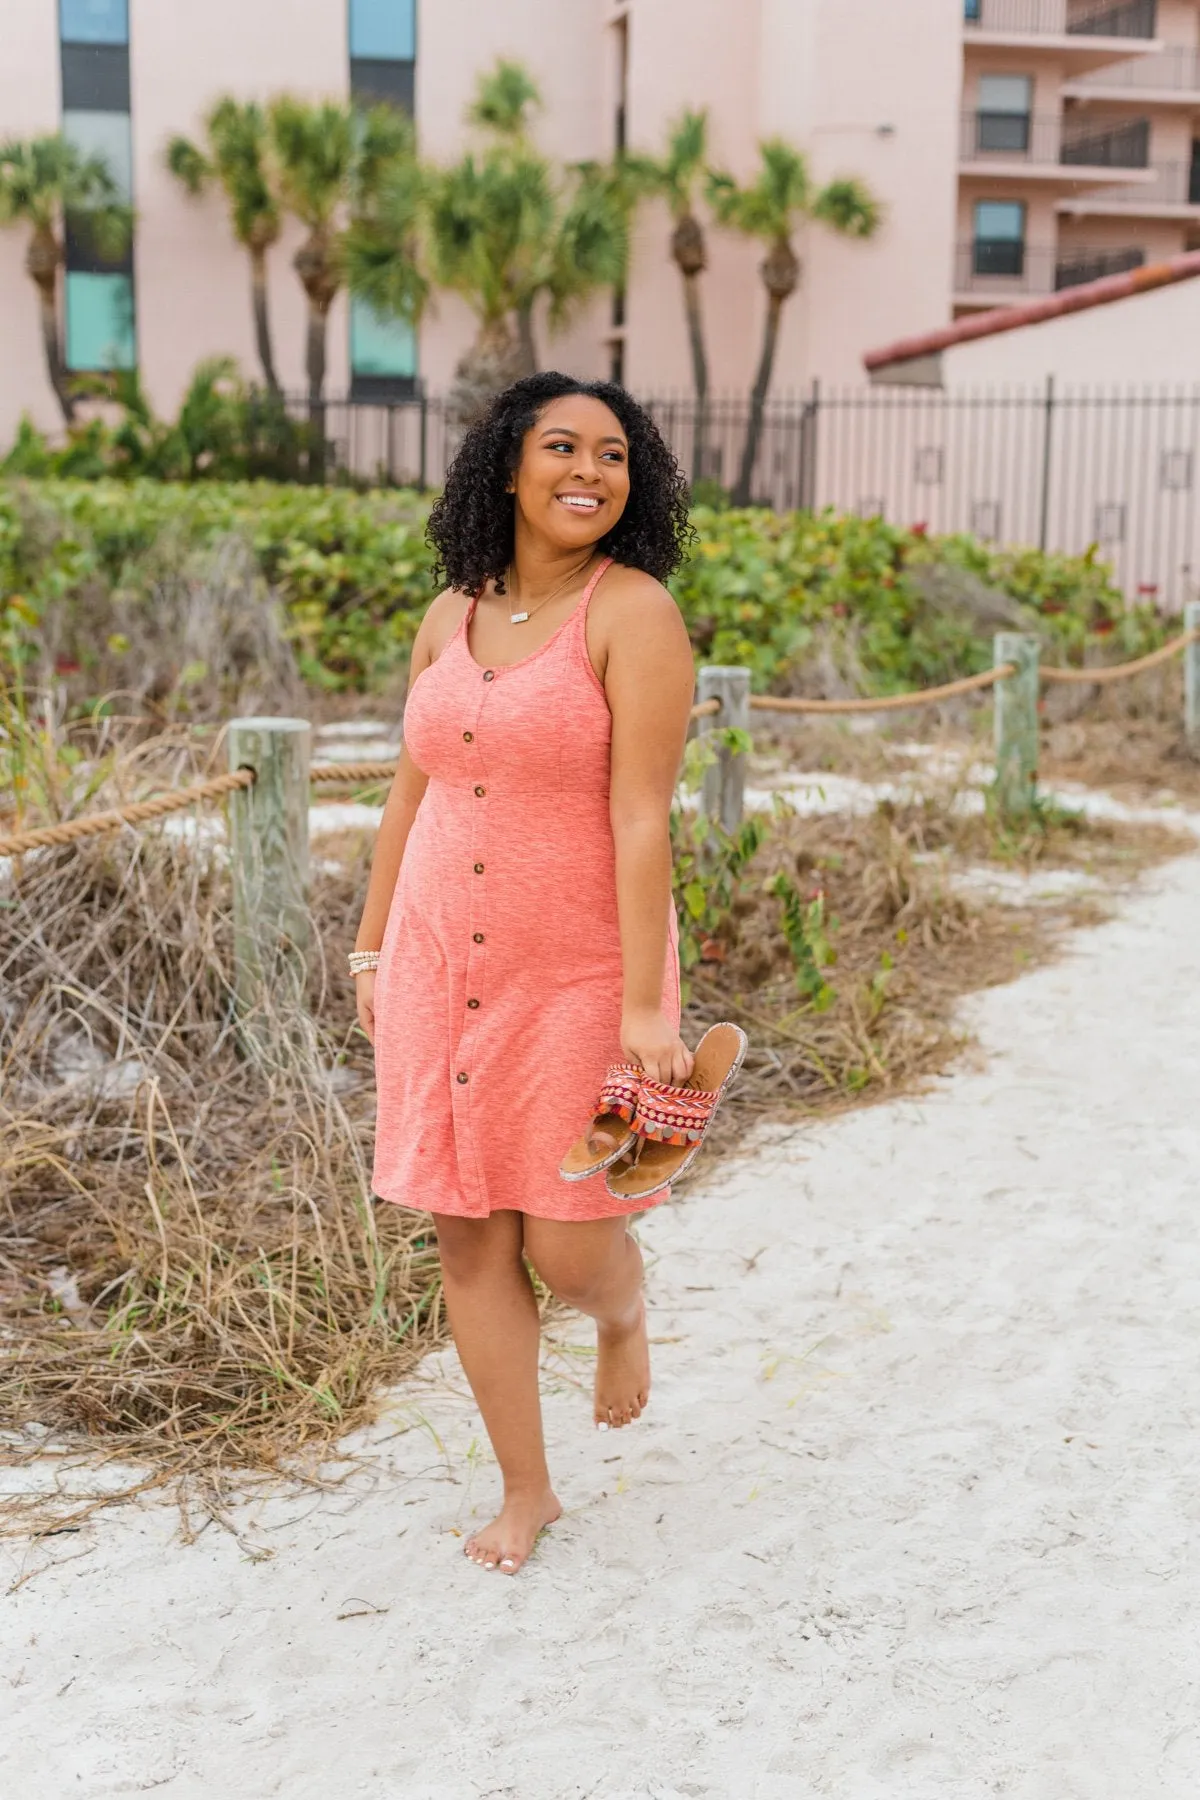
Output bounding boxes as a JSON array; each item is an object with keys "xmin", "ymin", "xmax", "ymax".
[
  {"xmin": 602, "ymin": 572, "xmax": 697, "ymax": 1086},
  {"xmin": 353, "ymin": 592, "xmax": 458, "ymax": 1043}
]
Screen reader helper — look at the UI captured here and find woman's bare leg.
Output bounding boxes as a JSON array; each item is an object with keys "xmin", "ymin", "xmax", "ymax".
[
  {"xmin": 523, "ymin": 1216, "xmax": 650, "ymax": 1430},
  {"xmin": 432, "ymin": 1211, "xmax": 561, "ymax": 1573}
]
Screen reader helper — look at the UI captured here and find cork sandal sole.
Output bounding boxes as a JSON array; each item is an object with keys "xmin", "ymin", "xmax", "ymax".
[
  {"xmin": 559, "ymin": 1063, "xmax": 643, "ymax": 1182},
  {"xmin": 559, "ymin": 1114, "xmax": 639, "ymax": 1182},
  {"xmin": 604, "ymin": 1023, "xmax": 748, "ymax": 1202}
]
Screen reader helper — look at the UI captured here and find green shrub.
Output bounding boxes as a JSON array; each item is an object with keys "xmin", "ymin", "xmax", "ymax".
[{"xmin": 0, "ymin": 478, "xmax": 1166, "ymax": 697}]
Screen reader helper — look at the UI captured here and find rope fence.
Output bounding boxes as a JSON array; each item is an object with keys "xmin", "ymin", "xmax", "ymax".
[{"xmin": 2, "ymin": 616, "xmax": 1199, "ymax": 865}]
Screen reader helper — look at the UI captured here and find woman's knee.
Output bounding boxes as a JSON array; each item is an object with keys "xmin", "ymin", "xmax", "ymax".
[
  {"xmin": 433, "ymin": 1212, "xmax": 523, "ymax": 1285},
  {"xmin": 523, "ymin": 1219, "xmax": 630, "ymax": 1311}
]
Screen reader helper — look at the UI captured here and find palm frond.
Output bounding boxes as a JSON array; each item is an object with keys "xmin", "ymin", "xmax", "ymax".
[{"xmin": 469, "ymin": 60, "xmax": 542, "ymax": 138}]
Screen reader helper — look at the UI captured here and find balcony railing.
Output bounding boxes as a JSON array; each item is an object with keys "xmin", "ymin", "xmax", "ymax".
[
  {"xmin": 961, "ymin": 110, "xmax": 1151, "ymax": 167},
  {"xmin": 964, "ymin": 0, "xmax": 1158, "ymax": 36},
  {"xmin": 1069, "ymin": 43, "xmax": 1200, "ymax": 91},
  {"xmin": 1066, "ymin": 160, "xmax": 1200, "ymax": 205},
  {"xmin": 956, "ymin": 240, "xmax": 1146, "ymax": 293}
]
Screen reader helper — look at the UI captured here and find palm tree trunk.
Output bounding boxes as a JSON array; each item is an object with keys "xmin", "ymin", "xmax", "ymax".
[
  {"xmin": 249, "ymin": 244, "xmax": 280, "ymax": 396},
  {"xmin": 26, "ymin": 230, "xmax": 74, "ymax": 425},
  {"xmin": 304, "ymin": 303, "xmax": 328, "ymax": 480},
  {"xmin": 682, "ymin": 271, "xmax": 708, "ymax": 483},
  {"xmin": 515, "ymin": 301, "xmax": 538, "ymax": 377},
  {"xmin": 733, "ymin": 293, "xmax": 784, "ymax": 507}
]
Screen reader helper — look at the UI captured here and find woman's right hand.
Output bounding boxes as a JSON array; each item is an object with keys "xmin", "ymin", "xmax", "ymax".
[{"xmin": 356, "ymin": 970, "xmax": 377, "ymax": 1046}]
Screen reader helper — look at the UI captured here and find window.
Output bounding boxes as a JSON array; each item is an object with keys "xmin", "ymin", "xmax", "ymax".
[
  {"xmin": 350, "ymin": 296, "xmax": 417, "ymax": 397},
  {"xmin": 977, "ymin": 74, "xmax": 1032, "ymax": 154},
  {"xmin": 59, "ymin": 0, "xmax": 128, "ymax": 44},
  {"xmin": 973, "ymin": 200, "xmax": 1026, "ymax": 275},
  {"xmin": 349, "ymin": 0, "xmax": 415, "ymax": 112},
  {"xmin": 63, "ymin": 109, "xmax": 132, "ymax": 202},
  {"xmin": 964, "ymin": 0, "xmax": 982, "ymax": 18},
  {"xmin": 65, "ymin": 270, "xmax": 135, "ymax": 369},
  {"xmin": 349, "ymin": 0, "xmax": 415, "ymax": 60}
]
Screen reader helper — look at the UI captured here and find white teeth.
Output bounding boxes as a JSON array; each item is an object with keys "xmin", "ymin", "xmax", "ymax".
[{"xmin": 558, "ymin": 495, "xmax": 601, "ymax": 509}]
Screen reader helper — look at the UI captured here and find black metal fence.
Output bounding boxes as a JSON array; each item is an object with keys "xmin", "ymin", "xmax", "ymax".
[{"xmin": 303, "ymin": 385, "xmax": 1200, "ymax": 611}]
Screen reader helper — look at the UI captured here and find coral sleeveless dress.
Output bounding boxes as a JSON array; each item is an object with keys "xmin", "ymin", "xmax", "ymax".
[{"xmin": 372, "ymin": 557, "xmax": 682, "ymax": 1222}]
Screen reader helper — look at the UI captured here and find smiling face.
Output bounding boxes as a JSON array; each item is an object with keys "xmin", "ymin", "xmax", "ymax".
[{"xmin": 509, "ymin": 394, "xmax": 631, "ymax": 555}]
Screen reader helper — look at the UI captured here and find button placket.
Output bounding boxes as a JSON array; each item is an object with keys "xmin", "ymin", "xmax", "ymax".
[{"xmin": 454, "ymin": 673, "xmax": 491, "ymax": 1203}]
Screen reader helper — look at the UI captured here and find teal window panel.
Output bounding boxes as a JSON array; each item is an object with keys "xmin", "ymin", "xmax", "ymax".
[
  {"xmin": 349, "ymin": 0, "xmax": 415, "ymax": 60},
  {"xmin": 63, "ymin": 109, "xmax": 132, "ymax": 201},
  {"xmin": 974, "ymin": 200, "xmax": 1025, "ymax": 241},
  {"xmin": 351, "ymin": 297, "xmax": 416, "ymax": 376},
  {"xmin": 65, "ymin": 270, "xmax": 136, "ymax": 369},
  {"xmin": 60, "ymin": 0, "xmax": 128, "ymax": 45}
]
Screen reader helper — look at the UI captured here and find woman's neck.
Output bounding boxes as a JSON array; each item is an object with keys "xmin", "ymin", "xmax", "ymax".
[{"xmin": 507, "ymin": 524, "xmax": 598, "ymax": 600}]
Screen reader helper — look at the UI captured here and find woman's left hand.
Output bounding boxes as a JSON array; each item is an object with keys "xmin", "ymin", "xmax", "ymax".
[{"xmin": 620, "ymin": 1006, "xmax": 695, "ymax": 1086}]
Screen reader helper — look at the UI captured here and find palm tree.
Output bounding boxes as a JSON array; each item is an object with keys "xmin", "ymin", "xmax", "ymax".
[
  {"xmin": 166, "ymin": 99, "xmax": 282, "ymax": 395},
  {"xmin": 708, "ymin": 140, "xmax": 880, "ymax": 505},
  {"xmin": 623, "ymin": 112, "xmax": 713, "ymax": 429},
  {"xmin": 267, "ymin": 96, "xmax": 414, "ymax": 431},
  {"xmin": 428, "ymin": 63, "xmax": 630, "ymax": 421},
  {"xmin": 0, "ymin": 134, "xmax": 131, "ymax": 424},
  {"xmin": 340, "ymin": 148, "xmax": 429, "ymax": 347}
]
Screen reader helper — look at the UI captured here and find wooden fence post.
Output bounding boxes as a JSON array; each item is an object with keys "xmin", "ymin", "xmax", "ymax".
[
  {"xmin": 1185, "ymin": 600, "xmax": 1200, "ymax": 750},
  {"xmin": 227, "ymin": 717, "xmax": 312, "ymax": 1066},
  {"xmin": 993, "ymin": 633, "xmax": 1040, "ymax": 819},
  {"xmin": 698, "ymin": 665, "xmax": 751, "ymax": 834}
]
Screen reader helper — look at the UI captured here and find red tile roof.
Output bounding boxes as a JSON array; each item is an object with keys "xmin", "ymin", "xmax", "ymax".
[{"xmin": 863, "ymin": 248, "xmax": 1200, "ymax": 373}]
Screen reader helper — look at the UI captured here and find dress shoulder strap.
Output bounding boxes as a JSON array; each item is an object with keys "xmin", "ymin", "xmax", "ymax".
[{"xmin": 578, "ymin": 555, "xmax": 614, "ymax": 619}]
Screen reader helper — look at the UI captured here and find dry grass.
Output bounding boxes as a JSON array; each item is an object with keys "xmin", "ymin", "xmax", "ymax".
[
  {"xmin": 0, "ymin": 721, "xmax": 1190, "ymax": 1536},
  {"xmin": 0, "ymin": 810, "xmax": 445, "ymax": 1539}
]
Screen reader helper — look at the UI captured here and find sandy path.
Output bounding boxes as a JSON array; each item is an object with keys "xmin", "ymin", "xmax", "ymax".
[{"xmin": 5, "ymin": 853, "xmax": 1200, "ymax": 1798}]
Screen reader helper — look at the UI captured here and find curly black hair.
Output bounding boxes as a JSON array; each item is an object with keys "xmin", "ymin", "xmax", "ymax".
[{"xmin": 426, "ymin": 372, "xmax": 693, "ymax": 593}]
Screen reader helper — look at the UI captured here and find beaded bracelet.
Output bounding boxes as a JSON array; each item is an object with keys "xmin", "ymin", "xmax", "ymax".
[{"xmin": 348, "ymin": 950, "xmax": 381, "ymax": 977}]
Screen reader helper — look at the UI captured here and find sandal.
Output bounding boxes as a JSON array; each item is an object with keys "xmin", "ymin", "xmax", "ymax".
[
  {"xmin": 558, "ymin": 1062, "xmax": 644, "ymax": 1181},
  {"xmin": 604, "ymin": 1023, "xmax": 748, "ymax": 1203}
]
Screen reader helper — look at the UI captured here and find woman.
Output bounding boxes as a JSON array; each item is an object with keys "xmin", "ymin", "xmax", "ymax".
[{"xmin": 353, "ymin": 372, "xmax": 697, "ymax": 1576}]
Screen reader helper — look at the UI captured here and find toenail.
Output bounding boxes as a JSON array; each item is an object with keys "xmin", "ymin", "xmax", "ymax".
[
  {"xmin": 597, "ymin": 1421, "xmax": 609, "ymax": 1431},
  {"xmin": 500, "ymin": 1558, "xmax": 515, "ymax": 1569},
  {"xmin": 484, "ymin": 1560, "xmax": 496, "ymax": 1569}
]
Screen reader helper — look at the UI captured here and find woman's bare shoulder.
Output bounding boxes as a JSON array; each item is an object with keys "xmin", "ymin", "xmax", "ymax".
[
  {"xmin": 415, "ymin": 586, "xmax": 473, "ymax": 664},
  {"xmin": 593, "ymin": 562, "xmax": 690, "ymax": 650}
]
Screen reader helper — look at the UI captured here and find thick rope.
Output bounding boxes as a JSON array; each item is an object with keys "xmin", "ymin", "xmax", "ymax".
[
  {"xmin": 0, "ymin": 768, "xmax": 254, "ymax": 860},
  {"xmin": 4, "ymin": 630, "xmax": 1196, "ymax": 857},
  {"xmin": 1040, "ymin": 626, "xmax": 1200, "ymax": 685},
  {"xmin": 747, "ymin": 663, "xmax": 1016, "ymax": 715},
  {"xmin": 310, "ymin": 760, "xmax": 399, "ymax": 784}
]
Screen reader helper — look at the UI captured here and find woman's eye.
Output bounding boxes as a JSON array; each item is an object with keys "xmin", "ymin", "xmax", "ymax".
[{"xmin": 601, "ymin": 450, "xmax": 626, "ymax": 463}]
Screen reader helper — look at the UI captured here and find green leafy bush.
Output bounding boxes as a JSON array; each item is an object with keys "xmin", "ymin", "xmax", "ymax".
[{"xmin": 0, "ymin": 479, "xmax": 1166, "ymax": 697}]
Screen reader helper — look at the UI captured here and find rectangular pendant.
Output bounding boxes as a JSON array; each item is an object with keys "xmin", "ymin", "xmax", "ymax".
[{"xmin": 510, "ymin": 611, "xmax": 529, "ymax": 623}]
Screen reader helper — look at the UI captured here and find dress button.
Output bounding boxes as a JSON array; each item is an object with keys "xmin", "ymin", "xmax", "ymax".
[
  {"xmin": 472, "ymin": 931, "xmax": 485, "ymax": 943},
  {"xmin": 467, "ymin": 998, "xmax": 480, "ymax": 1010},
  {"xmin": 483, "ymin": 670, "xmax": 495, "ymax": 682},
  {"xmin": 463, "ymin": 730, "xmax": 473, "ymax": 742},
  {"xmin": 456, "ymin": 1071, "xmax": 469, "ymax": 1084},
  {"xmin": 473, "ymin": 862, "xmax": 484, "ymax": 874},
  {"xmin": 474, "ymin": 785, "xmax": 486, "ymax": 797}
]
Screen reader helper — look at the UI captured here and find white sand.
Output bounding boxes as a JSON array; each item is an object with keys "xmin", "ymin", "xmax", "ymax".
[{"xmin": 5, "ymin": 852, "xmax": 1200, "ymax": 1797}]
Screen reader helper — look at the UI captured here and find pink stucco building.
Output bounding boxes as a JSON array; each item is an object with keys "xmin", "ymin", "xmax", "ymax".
[{"xmin": 2, "ymin": 0, "xmax": 1199, "ymax": 443}]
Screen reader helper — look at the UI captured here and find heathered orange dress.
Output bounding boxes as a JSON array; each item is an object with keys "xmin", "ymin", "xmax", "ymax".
[{"xmin": 372, "ymin": 557, "xmax": 682, "ymax": 1222}]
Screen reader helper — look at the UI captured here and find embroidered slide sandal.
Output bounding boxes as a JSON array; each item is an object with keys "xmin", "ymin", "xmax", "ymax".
[
  {"xmin": 604, "ymin": 1022, "xmax": 748, "ymax": 1203},
  {"xmin": 558, "ymin": 1062, "xmax": 644, "ymax": 1181}
]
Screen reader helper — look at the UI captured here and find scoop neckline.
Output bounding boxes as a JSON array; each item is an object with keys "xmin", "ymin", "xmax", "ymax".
[{"xmin": 460, "ymin": 559, "xmax": 610, "ymax": 676}]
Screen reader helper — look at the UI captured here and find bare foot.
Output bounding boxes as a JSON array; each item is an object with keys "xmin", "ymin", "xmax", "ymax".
[
  {"xmin": 594, "ymin": 1297, "xmax": 651, "ymax": 1429},
  {"xmin": 463, "ymin": 1486, "xmax": 562, "ymax": 1575}
]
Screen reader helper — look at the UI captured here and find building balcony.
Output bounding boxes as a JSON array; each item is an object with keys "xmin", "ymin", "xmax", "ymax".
[
  {"xmin": 1065, "ymin": 43, "xmax": 1200, "ymax": 102},
  {"xmin": 964, "ymin": 0, "xmax": 1163, "ymax": 73},
  {"xmin": 1058, "ymin": 159, "xmax": 1200, "ymax": 214},
  {"xmin": 960, "ymin": 110, "xmax": 1153, "ymax": 180},
  {"xmin": 953, "ymin": 239, "xmax": 1146, "ymax": 305}
]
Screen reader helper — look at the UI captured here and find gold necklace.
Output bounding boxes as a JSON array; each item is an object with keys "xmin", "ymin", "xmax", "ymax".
[{"xmin": 504, "ymin": 558, "xmax": 594, "ymax": 625}]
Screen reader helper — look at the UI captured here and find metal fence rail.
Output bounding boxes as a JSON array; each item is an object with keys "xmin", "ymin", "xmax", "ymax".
[{"xmin": 298, "ymin": 384, "xmax": 1200, "ymax": 610}]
